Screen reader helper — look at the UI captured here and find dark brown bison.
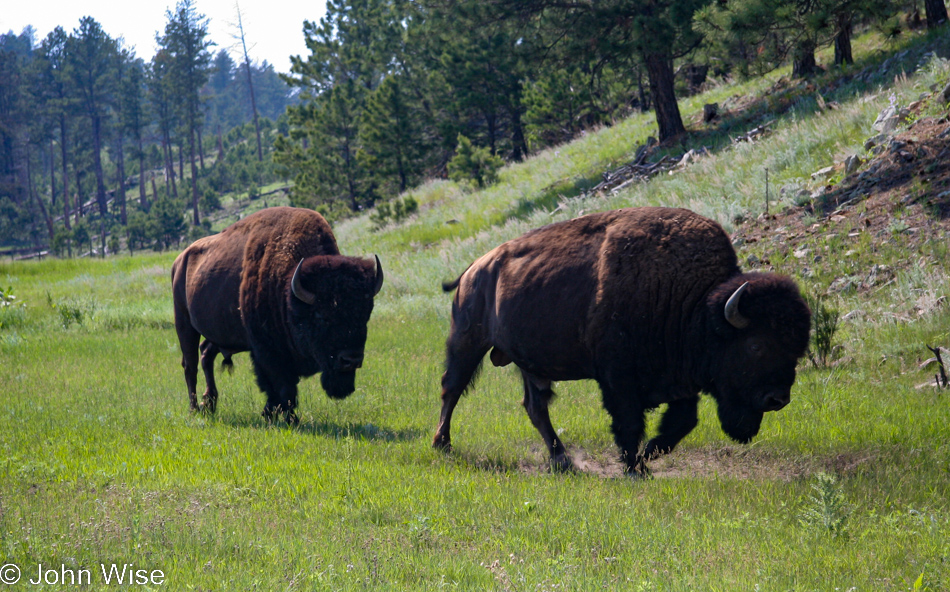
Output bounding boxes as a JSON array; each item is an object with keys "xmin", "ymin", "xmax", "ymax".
[
  {"xmin": 171, "ymin": 207, "xmax": 383, "ymax": 422},
  {"xmin": 434, "ymin": 207, "xmax": 810, "ymax": 474}
]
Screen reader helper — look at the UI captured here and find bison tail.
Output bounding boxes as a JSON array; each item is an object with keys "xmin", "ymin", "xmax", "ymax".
[
  {"xmin": 442, "ymin": 276, "xmax": 463, "ymax": 293},
  {"xmin": 221, "ymin": 355, "xmax": 234, "ymax": 375}
]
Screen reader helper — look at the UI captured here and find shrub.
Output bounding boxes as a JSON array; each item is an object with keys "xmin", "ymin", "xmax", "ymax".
[
  {"xmin": 370, "ymin": 195, "xmax": 419, "ymax": 230},
  {"xmin": 200, "ymin": 187, "xmax": 222, "ymax": 213},
  {"xmin": 799, "ymin": 472, "xmax": 851, "ymax": 538},
  {"xmin": 447, "ymin": 134, "xmax": 504, "ymax": 188},
  {"xmin": 806, "ymin": 292, "xmax": 840, "ymax": 368}
]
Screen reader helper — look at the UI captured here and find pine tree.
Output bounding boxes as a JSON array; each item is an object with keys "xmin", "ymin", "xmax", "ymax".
[
  {"xmin": 358, "ymin": 76, "xmax": 426, "ymax": 195},
  {"xmin": 32, "ymin": 28, "xmax": 74, "ymax": 230},
  {"xmin": 159, "ymin": 0, "xmax": 214, "ymax": 227},
  {"xmin": 278, "ymin": 0, "xmax": 406, "ymax": 213},
  {"xmin": 117, "ymin": 53, "xmax": 149, "ymax": 211},
  {"xmin": 64, "ymin": 17, "xmax": 120, "ymax": 218}
]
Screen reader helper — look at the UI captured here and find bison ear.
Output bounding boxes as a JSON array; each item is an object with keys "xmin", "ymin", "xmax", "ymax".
[
  {"xmin": 724, "ymin": 281, "xmax": 751, "ymax": 329},
  {"xmin": 291, "ymin": 260, "xmax": 317, "ymax": 305},
  {"xmin": 372, "ymin": 254, "xmax": 384, "ymax": 296}
]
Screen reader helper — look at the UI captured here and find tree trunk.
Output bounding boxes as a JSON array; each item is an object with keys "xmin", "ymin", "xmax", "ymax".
[
  {"xmin": 28, "ymin": 147, "xmax": 54, "ymax": 241},
  {"xmin": 138, "ymin": 135, "xmax": 148, "ymax": 210},
  {"xmin": 197, "ymin": 125, "xmax": 206, "ymax": 170},
  {"xmin": 116, "ymin": 139, "xmax": 128, "ymax": 225},
  {"xmin": 49, "ymin": 138, "xmax": 57, "ymax": 211},
  {"xmin": 236, "ymin": 8, "xmax": 265, "ymax": 163},
  {"xmin": 75, "ymin": 169, "xmax": 86, "ymax": 221},
  {"xmin": 483, "ymin": 107, "xmax": 499, "ymax": 156},
  {"xmin": 246, "ymin": 63, "xmax": 264, "ymax": 163},
  {"xmin": 644, "ymin": 52, "xmax": 686, "ymax": 142},
  {"xmin": 834, "ymin": 14, "xmax": 854, "ymax": 66},
  {"xmin": 91, "ymin": 114, "xmax": 108, "ymax": 217},
  {"xmin": 162, "ymin": 133, "xmax": 178, "ymax": 199},
  {"xmin": 792, "ymin": 40, "xmax": 818, "ymax": 78},
  {"xmin": 178, "ymin": 141, "xmax": 185, "ymax": 184},
  {"xmin": 189, "ymin": 127, "xmax": 201, "ymax": 226},
  {"xmin": 925, "ymin": 0, "xmax": 949, "ymax": 28},
  {"xmin": 151, "ymin": 178, "xmax": 159, "ymax": 205},
  {"xmin": 216, "ymin": 129, "xmax": 225, "ymax": 161},
  {"xmin": 508, "ymin": 103, "xmax": 528, "ymax": 162},
  {"xmin": 59, "ymin": 119, "xmax": 71, "ymax": 230}
]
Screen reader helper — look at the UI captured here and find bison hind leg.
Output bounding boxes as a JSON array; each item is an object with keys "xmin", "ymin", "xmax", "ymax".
[
  {"xmin": 433, "ymin": 342, "xmax": 489, "ymax": 452},
  {"xmin": 521, "ymin": 372, "xmax": 573, "ymax": 473},
  {"xmin": 199, "ymin": 340, "xmax": 222, "ymax": 414}
]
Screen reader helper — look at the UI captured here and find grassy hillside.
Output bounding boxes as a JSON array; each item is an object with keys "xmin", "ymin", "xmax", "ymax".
[{"xmin": 2, "ymin": 27, "xmax": 950, "ymax": 590}]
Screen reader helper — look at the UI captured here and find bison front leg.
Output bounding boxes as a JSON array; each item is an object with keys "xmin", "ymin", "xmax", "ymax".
[
  {"xmin": 599, "ymin": 382, "xmax": 649, "ymax": 477},
  {"xmin": 521, "ymin": 371, "xmax": 572, "ymax": 472},
  {"xmin": 252, "ymin": 353, "xmax": 300, "ymax": 424},
  {"xmin": 643, "ymin": 395, "xmax": 700, "ymax": 460}
]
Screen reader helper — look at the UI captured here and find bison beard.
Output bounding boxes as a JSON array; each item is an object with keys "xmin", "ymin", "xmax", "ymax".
[
  {"xmin": 321, "ymin": 370, "xmax": 357, "ymax": 400},
  {"xmin": 172, "ymin": 207, "xmax": 383, "ymax": 422},
  {"xmin": 434, "ymin": 207, "xmax": 810, "ymax": 476}
]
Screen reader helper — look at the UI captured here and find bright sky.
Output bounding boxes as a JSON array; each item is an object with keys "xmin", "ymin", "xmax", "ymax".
[{"xmin": 0, "ymin": 0, "xmax": 328, "ymax": 74}]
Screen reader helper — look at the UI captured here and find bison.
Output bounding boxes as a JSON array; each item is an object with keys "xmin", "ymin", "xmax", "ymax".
[
  {"xmin": 434, "ymin": 207, "xmax": 811, "ymax": 475},
  {"xmin": 171, "ymin": 206, "xmax": 383, "ymax": 422}
]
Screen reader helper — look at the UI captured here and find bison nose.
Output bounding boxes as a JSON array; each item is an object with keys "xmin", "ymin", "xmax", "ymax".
[
  {"xmin": 336, "ymin": 349, "xmax": 364, "ymax": 371},
  {"xmin": 762, "ymin": 391, "xmax": 790, "ymax": 411}
]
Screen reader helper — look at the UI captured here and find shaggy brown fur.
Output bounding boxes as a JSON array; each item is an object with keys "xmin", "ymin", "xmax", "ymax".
[
  {"xmin": 434, "ymin": 207, "xmax": 810, "ymax": 474},
  {"xmin": 172, "ymin": 207, "xmax": 382, "ymax": 421}
]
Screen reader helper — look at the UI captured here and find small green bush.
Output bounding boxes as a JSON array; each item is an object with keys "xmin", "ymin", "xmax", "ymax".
[
  {"xmin": 370, "ymin": 195, "xmax": 419, "ymax": 230},
  {"xmin": 447, "ymin": 134, "xmax": 504, "ymax": 188},
  {"xmin": 799, "ymin": 472, "xmax": 851, "ymax": 538},
  {"xmin": 806, "ymin": 292, "xmax": 840, "ymax": 368}
]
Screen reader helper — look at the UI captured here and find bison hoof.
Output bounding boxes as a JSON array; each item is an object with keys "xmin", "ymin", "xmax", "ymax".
[
  {"xmin": 432, "ymin": 435, "xmax": 452, "ymax": 452},
  {"xmin": 623, "ymin": 457, "xmax": 652, "ymax": 481},
  {"xmin": 200, "ymin": 392, "xmax": 217, "ymax": 414},
  {"xmin": 551, "ymin": 454, "xmax": 574, "ymax": 474}
]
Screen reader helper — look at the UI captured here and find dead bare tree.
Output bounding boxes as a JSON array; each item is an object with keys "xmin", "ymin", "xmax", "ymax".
[{"xmin": 233, "ymin": 1, "xmax": 264, "ymax": 163}]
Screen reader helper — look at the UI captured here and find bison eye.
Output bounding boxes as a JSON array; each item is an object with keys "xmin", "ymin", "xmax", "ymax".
[{"xmin": 748, "ymin": 340, "xmax": 763, "ymax": 355}]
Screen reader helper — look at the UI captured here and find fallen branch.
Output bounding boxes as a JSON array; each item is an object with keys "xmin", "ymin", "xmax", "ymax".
[{"xmin": 925, "ymin": 345, "xmax": 949, "ymax": 388}]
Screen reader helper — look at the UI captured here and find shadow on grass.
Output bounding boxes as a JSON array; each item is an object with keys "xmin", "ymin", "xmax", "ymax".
[
  {"xmin": 434, "ymin": 447, "xmax": 524, "ymax": 474},
  {"xmin": 218, "ymin": 414, "xmax": 423, "ymax": 442}
]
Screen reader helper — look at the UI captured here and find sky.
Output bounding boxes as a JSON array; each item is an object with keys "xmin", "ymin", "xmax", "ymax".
[{"xmin": 0, "ymin": 0, "xmax": 328, "ymax": 74}]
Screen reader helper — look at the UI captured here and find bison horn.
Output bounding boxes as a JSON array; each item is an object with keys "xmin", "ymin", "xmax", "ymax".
[
  {"xmin": 724, "ymin": 281, "xmax": 751, "ymax": 329},
  {"xmin": 373, "ymin": 254, "xmax": 384, "ymax": 296},
  {"xmin": 291, "ymin": 260, "xmax": 316, "ymax": 305}
]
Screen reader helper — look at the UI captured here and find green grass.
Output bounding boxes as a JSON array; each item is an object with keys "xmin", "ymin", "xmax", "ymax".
[{"xmin": 3, "ymin": 26, "xmax": 950, "ymax": 591}]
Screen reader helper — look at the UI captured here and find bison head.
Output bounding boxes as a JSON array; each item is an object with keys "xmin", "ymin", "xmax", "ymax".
[
  {"xmin": 288, "ymin": 254, "xmax": 384, "ymax": 399},
  {"xmin": 704, "ymin": 274, "xmax": 811, "ymax": 443}
]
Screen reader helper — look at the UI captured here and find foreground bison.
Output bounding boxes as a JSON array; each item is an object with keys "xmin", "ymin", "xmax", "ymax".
[
  {"xmin": 172, "ymin": 207, "xmax": 383, "ymax": 422},
  {"xmin": 434, "ymin": 207, "xmax": 810, "ymax": 474}
]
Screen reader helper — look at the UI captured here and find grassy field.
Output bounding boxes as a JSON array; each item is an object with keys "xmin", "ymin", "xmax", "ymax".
[{"xmin": 2, "ymin": 28, "xmax": 950, "ymax": 591}]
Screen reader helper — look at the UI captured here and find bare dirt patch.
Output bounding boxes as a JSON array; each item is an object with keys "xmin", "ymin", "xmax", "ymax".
[{"xmin": 516, "ymin": 445, "xmax": 877, "ymax": 481}]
